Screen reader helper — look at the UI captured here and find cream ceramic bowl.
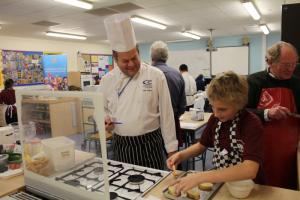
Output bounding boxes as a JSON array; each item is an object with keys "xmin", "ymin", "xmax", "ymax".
[{"xmin": 225, "ymin": 179, "xmax": 254, "ymax": 199}]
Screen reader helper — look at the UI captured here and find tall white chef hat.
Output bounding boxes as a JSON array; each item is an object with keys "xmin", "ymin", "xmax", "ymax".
[{"xmin": 104, "ymin": 14, "xmax": 136, "ymax": 52}]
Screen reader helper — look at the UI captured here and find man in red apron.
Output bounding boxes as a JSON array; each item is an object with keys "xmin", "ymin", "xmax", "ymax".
[{"xmin": 247, "ymin": 41, "xmax": 300, "ymax": 190}]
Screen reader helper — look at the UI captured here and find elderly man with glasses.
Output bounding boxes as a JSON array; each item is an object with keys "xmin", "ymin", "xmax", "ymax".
[{"xmin": 247, "ymin": 41, "xmax": 300, "ymax": 190}]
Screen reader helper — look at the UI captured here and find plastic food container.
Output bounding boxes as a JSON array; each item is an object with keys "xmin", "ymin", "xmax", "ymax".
[
  {"xmin": 25, "ymin": 151, "xmax": 54, "ymax": 177},
  {"xmin": 41, "ymin": 136, "xmax": 75, "ymax": 172},
  {"xmin": 26, "ymin": 138, "xmax": 42, "ymax": 157},
  {"xmin": 225, "ymin": 179, "xmax": 254, "ymax": 199},
  {"xmin": 23, "ymin": 122, "xmax": 37, "ymax": 140}
]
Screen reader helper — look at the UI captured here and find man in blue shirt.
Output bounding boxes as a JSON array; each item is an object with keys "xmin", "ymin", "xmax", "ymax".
[{"xmin": 150, "ymin": 41, "xmax": 186, "ymax": 148}]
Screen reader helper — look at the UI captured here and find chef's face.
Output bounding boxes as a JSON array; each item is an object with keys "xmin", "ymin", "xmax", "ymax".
[
  {"xmin": 270, "ymin": 45, "xmax": 298, "ymax": 80},
  {"xmin": 114, "ymin": 48, "xmax": 141, "ymax": 77},
  {"xmin": 211, "ymin": 100, "xmax": 239, "ymax": 122}
]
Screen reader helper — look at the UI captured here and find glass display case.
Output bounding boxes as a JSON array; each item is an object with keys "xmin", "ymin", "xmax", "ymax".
[
  {"xmin": 16, "ymin": 90, "xmax": 110, "ymax": 200},
  {"xmin": 15, "ymin": 90, "xmax": 169, "ymax": 200}
]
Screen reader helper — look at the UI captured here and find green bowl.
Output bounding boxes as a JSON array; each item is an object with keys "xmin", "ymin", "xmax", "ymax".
[{"xmin": 8, "ymin": 153, "xmax": 22, "ymax": 163}]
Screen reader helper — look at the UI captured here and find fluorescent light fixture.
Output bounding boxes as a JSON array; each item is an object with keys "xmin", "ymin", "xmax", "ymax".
[
  {"xmin": 166, "ymin": 39, "xmax": 193, "ymax": 43},
  {"xmin": 181, "ymin": 31, "xmax": 201, "ymax": 40},
  {"xmin": 260, "ymin": 24, "xmax": 270, "ymax": 35},
  {"xmin": 242, "ymin": 1, "xmax": 261, "ymax": 20},
  {"xmin": 46, "ymin": 31, "xmax": 87, "ymax": 40},
  {"xmin": 54, "ymin": 0, "xmax": 93, "ymax": 10},
  {"xmin": 131, "ymin": 16, "xmax": 167, "ymax": 30}
]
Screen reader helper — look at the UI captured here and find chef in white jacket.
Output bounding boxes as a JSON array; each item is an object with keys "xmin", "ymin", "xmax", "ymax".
[
  {"xmin": 179, "ymin": 64, "xmax": 197, "ymax": 110},
  {"xmin": 100, "ymin": 14, "xmax": 178, "ymax": 169}
]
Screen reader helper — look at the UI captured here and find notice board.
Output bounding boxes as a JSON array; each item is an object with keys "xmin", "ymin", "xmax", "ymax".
[{"xmin": 79, "ymin": 53, "xmax": 113, "ymax": 78}]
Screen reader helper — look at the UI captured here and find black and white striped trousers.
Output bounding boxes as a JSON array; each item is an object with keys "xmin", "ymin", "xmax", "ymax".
[{"xmin": 112, "ymin": 129, "xmax": 165, "ymax": 170}]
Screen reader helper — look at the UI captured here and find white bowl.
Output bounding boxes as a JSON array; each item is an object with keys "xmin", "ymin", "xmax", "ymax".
[{"xmin": 225, "ymin": 179, "xmax": 254, "ymax": 199}]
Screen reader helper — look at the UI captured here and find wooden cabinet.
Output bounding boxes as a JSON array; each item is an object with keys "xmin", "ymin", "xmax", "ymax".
[{"xmin": 21, "ymin": 97, "xmax": 82, "ymax": 137}]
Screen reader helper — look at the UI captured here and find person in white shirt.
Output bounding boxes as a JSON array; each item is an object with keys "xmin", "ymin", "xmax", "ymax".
[
  {"xmin": 101, "ymin": 14, "xmax": 178, "ymax": 169},
  {"xmin": 179, "ymin": 64, "xmax": 197, "ymax": 111}
]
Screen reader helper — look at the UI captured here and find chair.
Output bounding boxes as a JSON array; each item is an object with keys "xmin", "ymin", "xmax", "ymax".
[{"xmin": 82, "ymin": 116, "xmax": 112, "ymax": 153}]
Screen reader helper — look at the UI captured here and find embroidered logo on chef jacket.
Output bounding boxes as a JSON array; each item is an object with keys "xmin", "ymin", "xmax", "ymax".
[{"xmin": 142, "ymin": 80, "xmax": 152, "ymax": 91}]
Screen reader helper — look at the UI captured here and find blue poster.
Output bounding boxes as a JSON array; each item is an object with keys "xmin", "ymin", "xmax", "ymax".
[{"xmin": 42, "ymin": 55, "xmax": 68, "ymax": 90}]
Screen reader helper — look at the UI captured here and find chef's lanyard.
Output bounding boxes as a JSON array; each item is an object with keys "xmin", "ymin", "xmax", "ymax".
[{"xmin": 118, "ymin": 77, "xmax": 133, "ymax": 97}]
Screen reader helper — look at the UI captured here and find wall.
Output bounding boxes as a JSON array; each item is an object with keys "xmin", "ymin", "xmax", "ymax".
[
  {"xmin": 0, "ymin": 32, "xmax": 281, "ymax": 74},
  {"xmin": 266, "ymin": 32, "xmax": 281, "ymax": 47},
  {"xmin": 0, "ymin": 35, "xmax": 111, "ymax": 71},
  {"xmin": 139, "ymin": 32, "xmax": 281, "ymax": 75}
]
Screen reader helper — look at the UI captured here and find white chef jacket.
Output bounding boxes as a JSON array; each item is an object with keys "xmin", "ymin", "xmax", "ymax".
[
  {"xmin": 99, "ymin": 62, "xmax": 178, "ymax": 153},
  {"xmin": 182, "ymin": 71, "xmax": 197, "ymax": 106}
]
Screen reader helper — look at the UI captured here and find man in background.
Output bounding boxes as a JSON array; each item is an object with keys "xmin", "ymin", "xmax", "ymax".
[
  {"xmin": 150, "ymin": 41, "xmax": 186, "ymax": 148},
  {"xmin": 179, "ymin": 64, "xmax": 197, "ymax": 111},
  {"xmin": 195, "ymin": 74, "xmax": 206, "ymax": 91},
  {"xmin": 247, "ymin": 41, "xmax": 300, "ymax": 190},
  {"xmin": 100, "ymin": 14, "xmax": 177, "ymax": 170},
  {"xmin": 0, "ymin": 79, "xmax": 17, "ymax": 124}
]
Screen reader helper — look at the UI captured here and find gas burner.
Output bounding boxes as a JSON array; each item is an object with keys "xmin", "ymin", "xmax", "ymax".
[
  {"xmin": 94, "ymin": 167, "xmax": 103, "ymax": 175},
  {"xmin": 110, "ymin": 192, "xmax": 118, "ymax": 200},
  {"xmin": 64, "ymin": 179, "xmax": 80, "ymax": 187},
  {"xmin": 55, "ymin": 158, "xmax": 168, "ymax": 200},
  {"xmin": 128, "ymin": 174, "xmax": 145, "ymax": 185}
]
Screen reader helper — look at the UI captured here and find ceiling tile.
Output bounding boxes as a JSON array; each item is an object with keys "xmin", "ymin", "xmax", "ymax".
[{"xmin": 107, "ymin": 2, "xmax": 143, "ymax": 12}]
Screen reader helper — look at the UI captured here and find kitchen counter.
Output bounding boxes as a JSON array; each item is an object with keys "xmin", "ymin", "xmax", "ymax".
[
  {"xmin": 0, "ymin": 150, "xmax": 94, "ymax": 198},
  {"xmin": 145, "ymin": 172, "xmax": 300, "ymax": 200},
  {"xmin": 0, "ymin": 175, "xmax": 24, "ymax": 197},
  {"xmin": 2, "ymin": 173, "xmax": 300, "ymax": 199},
  {"xmin": 1, "ymin": 142, "xmax": 299, "ymax": 198},
  {"xmin": 180, "ymin": 112, "xmax": 211, "ymax": 130},
  {"xmin": 213, "ymin": 184, "xmax": 300, "ymax": 200}
]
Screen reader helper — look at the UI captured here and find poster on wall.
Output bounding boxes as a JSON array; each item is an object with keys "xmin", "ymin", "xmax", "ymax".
[
  {"xmin": 98, "ymin": 55, "xmax": 113, "ymax": 75},
  {"xmin": 1, "ymin": 50, "xmax": 44, "ymax": 86},
  {"xmin": 79, "ymin": 53, "xmax": 113, "ymax": 78},
  {"xmin": 43, "ymin": 55, "xmax": 68, "ymax": 90}
]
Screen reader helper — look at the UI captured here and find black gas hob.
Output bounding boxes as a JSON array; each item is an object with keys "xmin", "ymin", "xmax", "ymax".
[{"xmin": 54, "ymin": 158, "xmax": 169, "ymax": 200}]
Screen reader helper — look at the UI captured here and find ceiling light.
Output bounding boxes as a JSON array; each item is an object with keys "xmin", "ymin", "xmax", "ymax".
[
  {"xmin": 260, "ymin": 24, "xmax": 270, "ymax": 35},
  {"xmin": 181, "ymin": 31, "xmax": 201, "ymax": 40},
  {"xmin": 54, "ymin": 0, "xmax": 93, "ymax": 10},
  {"xmin": 46, "ymin": 31, "xmax": 87, "ymax": 40},
  {"xmin": 166, "ymin": 39, "xmax": 193, "ymax": 43},
  {"xmin": 131, "ymin": 16, "xmax": 167, "ymax": 30},
  {"xmin": 242, "ymin": 1, "xmax": 261, "ymax": 20}
]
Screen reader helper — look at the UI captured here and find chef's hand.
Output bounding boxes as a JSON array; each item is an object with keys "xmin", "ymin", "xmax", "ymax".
[
  {"xmin": 268, "ymin": 106, "xmax": 290, "ymax": 120},
  {"xmin": 105, "ymin": 116, "xmax": 114, "ymax": 132},
  {"xmin": 173, "ymin": 173, "xmax": 201, "ymax": 194},
  {"xmin": 167, "ymin": 151, "xmax": 182, "ymax": 170}
]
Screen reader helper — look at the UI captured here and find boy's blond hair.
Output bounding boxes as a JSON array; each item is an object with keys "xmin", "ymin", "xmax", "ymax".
[{"xmin": 207, "ymin": 71, "xmax": 248, "ymax": 110}]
